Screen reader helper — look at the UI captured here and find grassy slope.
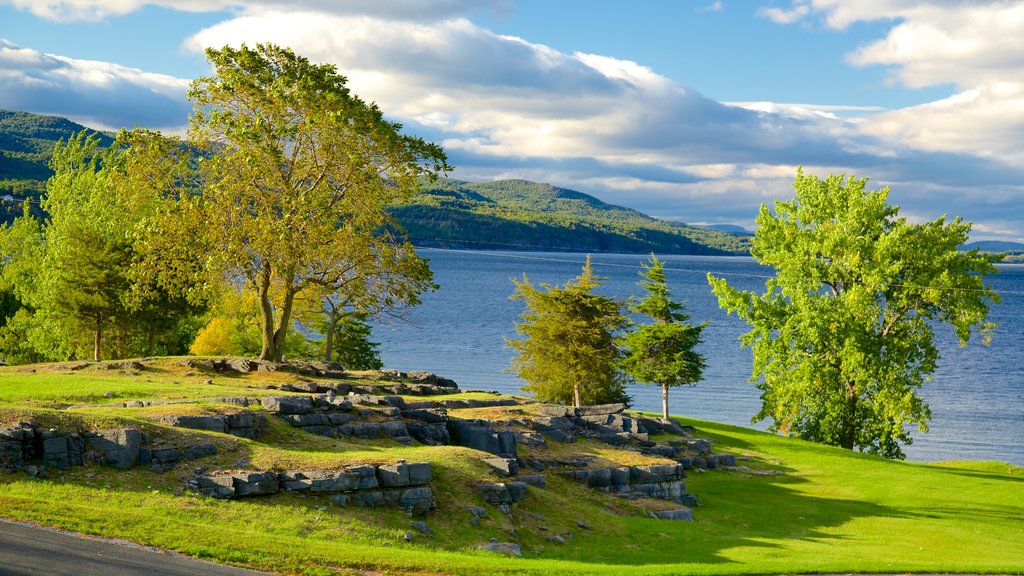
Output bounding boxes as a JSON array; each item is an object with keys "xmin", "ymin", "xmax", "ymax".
[{"xmin": 0, "ymin": 361, "xmax": 1022, "ymax": 575}]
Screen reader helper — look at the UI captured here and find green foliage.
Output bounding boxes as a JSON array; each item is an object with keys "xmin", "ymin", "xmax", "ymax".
[
  {"xmin": 318, "ymin": 312, "xmax": 383, "ymax": 370},
  {"xmin": 0, "ymin": 129, "xmax": 205, "ymax": 363},
  {"xmin": 619, "ymin": 256, "xmax": 706, "ymax": 419},
  {"xmin": 709, "ymin": 169, "xmax": 1000, "ymax": 459},
  {"xmin": 507, "ymin": 257, "xmax": 629, "ymax": 407},
  {"xmin": 188, "ymin": 43, "xmax": 446, "ymax": 362}
]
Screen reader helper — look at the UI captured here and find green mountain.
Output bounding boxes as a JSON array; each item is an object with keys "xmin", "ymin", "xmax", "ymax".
[
  {"xmin": 0, "ymin": 109, "xmax": 113, "ymax": 221},
  {"xmin": 0, "ymin": 109, "xmax": 746, "ymax": 254},
  {"xmin": 393, "ymin": 178, "xmax": 752, "ymax": 255}
]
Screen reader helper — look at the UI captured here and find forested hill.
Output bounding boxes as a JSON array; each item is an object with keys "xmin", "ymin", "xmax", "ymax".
[
  {"xmin": 0, "ymin": 109, "xmax": 112, "ymax": 220},
  {"xmin": 0, "ymin": 108, "xmax": 749, "ymax": 255},
  {"xmin": 392, "ymin": 178, "xmax": 752, "ymax": 255}
]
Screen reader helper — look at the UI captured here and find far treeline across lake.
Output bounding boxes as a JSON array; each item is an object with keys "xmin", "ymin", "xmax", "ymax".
[{"xmin": 372, "ymin": 249, "xmax": 1024, "ymax": 467}]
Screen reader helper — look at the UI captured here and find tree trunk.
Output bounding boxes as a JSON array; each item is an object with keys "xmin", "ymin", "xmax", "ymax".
[
  {"xmin": 93, "ymin": 318, "xmax": 101, "ymax": 362},
  {"xmin": 146, "ymin": 329, "xmax": 155, "ymax": 357},
  {"xmin": 257, "ymin": 265, "xmax": 277, "ymax": 361},
  {"xmin": 841, "ymin": 383, "xmax": 857, "ymax": 450},
  {"xmin": 322, "ymin": 310, "xmax": 338, "ymax": 363},
  {"xmin": 573, "ymin": 382, "xmax": 582, "ymax": 408},
  {"xmin": 662, "ymin": 383, "xmax": 670, "ymax": 420},
  {"xmin": 268, "ymin": 286, "xmax": 297, "ymax": 363}
]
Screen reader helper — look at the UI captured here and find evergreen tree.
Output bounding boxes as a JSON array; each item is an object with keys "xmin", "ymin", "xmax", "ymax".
[
  {"xmin": 507, "ymin": 257, "xmax": 629, "ymax": 407},
  {"xmin": 620, "ymin": 255, "xmax": 707, "ymax": 420}
]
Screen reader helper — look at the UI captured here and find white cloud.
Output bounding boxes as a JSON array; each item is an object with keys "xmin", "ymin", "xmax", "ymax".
[
  {"xmin": 0, "ymin": 39, "xmax": 190, "ymax": 131},
  {"xmin": 757, "ymin": 4, "xmax": 810, "ymax": 24},
  {"xmin": 0, "ymin": 0, "xmax": 505, "ymax": 22}
]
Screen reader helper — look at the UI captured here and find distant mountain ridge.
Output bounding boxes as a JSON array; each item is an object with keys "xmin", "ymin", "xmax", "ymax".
[{"xmin": 392, "ymin": 178, "xmax": 752, "ymax": 255}]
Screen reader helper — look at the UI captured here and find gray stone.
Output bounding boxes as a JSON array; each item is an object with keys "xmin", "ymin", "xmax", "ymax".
[
  {"xmin": 405, "ymin": 421, "xmax": 450, "ymax": 446},
  {"xmin": 504, "ymin": 481, "xmax": 528, "ymax": 503},
  {"xmin": 350, "ymin": 490, "xmax": 385, "ymax": 507},
  {"xmin": 380, "ymin": 420, "xmax": 410, "ymax": 439},
  {"xmin": 330, "ymin": 493, "xmax": 350, "ymax": 507},
  {"xmin": 284, "ymin": 413, "xmax": 331, "ymax": 427},
  {"xmin": 475, "ymin": 543, "xmax": 522, "ymax": 557},
  {"xmin": 630, "ymin": 464, "xmax": 682, "ymax": 484},
  {"xmin": 410, "ymin": 520, "xmax": 432, "ymax": 535},
  {"xmin": 348, "ymin": 465, "xmax": 379, "ymax": 489},
  {"xmin": 280, "ymin": 470, "xmax": 360, "ymax": 493},
  {"xmin": 440, "ymin": 399, "xmax": 469, "ymax": 409},
  {"xmin": 260, "ymin": 396, "xmax": 313, "ymax": 415},
  {"xmin": 42, "ymin": 436, "xmax": 69, "ymax": 469},
  {"xmin": 161, "ymin": 415, "xmax": 227, "ymax": 433},
  {"xmin": 406, "ymin": 462, "xmax": 432, "ymax": 486},
  {"xmin": 151, "ymin": 448, "xmax": 182, "ymax": 464},
  {"xmin": 87, "ymin": 429, "xmax": 142, "ymax": 469},
  {"xmin": 519, "ymin": 474, "xmax": 546, "ymax": 488},
  {"xmin": 377, "ymin": 462, "xmax": 410, "ymax": 487},
  {"xmin": 654, "ymin": 508, "xmax": 693, "ymax": 521},
  {"xmin": 574, "ymin": 403, "xmax": 625, "ymax": 417},
  {"xmin": 399, "ymin": 486, "xmax": 434, "ymax": 513},
  {"xmin": 716, "ymin": 453, "xmax": 737, "ymax": 467},
  {"xmin": 326, "ymin": 412, "xmax": 356, "ymax": 426},
  {"xmin": 546, "ymin": 534, "xmax": 566, "ymax": 544},
  {"xmin": 401, "ymin": 408, "xmax": 447, "ymax": 423},
  {"xmin": 688, "ymin": 439, "xmax": 712, "ymax": 454},
  {"xmin": 232, "ymin": 471, "xmax": 279, "ymax": 496},
  {"xmin": 448, "ymin": 420, "xmax": 500, "ymax": 454},
  {"xmin": 535, "ymin": 405, "xmax": 570, "ymax": 417},
  {"xmin": 184, "ymin": 443, "xmax": 217, "ymax": 460},
  {"xmin": 483, "ymin": 457, "xmax": 519, "ymax": 477},
  {"xmin": 192, "ymin": 475, "xmax": 234, "ymax": 499}
]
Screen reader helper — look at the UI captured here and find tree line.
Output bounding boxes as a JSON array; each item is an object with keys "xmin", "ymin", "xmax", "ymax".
[{"xmin": 0, "ymin": 43, "xmax": 447, "ymax": 367}]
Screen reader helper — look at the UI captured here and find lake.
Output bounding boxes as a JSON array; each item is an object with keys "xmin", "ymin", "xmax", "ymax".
[{"xmin": 372, "ymin": 249, "xmax": 1024, "ymax": 466}]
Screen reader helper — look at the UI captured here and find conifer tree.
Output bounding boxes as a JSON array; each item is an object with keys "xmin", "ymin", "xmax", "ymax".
[
  {"xmin": 620, "ymin": 255, "xmax": 706, "ymax": 420},
  {"xmin": 507, "ymin": 257, "xmax": 629, "ymax": 407}
]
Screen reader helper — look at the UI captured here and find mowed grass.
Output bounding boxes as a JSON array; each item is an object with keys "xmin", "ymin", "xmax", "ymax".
[{"xmin": 0, "ymin": 365, "xmax": 1022, "ymax": 575}]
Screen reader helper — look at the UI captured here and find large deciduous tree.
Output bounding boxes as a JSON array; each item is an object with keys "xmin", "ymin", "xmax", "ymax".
[
  {"xmin": 507, "ymin": 257, "xmax": 629, "ymax": 407},
  {"xmin": 188, "ymin": 43, "xmax": 447, "ymax": 362},
  {"xmin": 620, "ymin": 255, "xmax": 706, "ymax": 420},
  {"xmin": 708, "ymin": 169, "xmax": 1000, "ymax": 459}
]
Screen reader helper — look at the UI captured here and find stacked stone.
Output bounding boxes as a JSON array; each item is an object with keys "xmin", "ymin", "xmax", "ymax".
[
  {"xmin": 558, "ymin": 463, "xmax": 696, "ymax": 506},
  {"xmin": 0, "ymin": 423, "xmax": 219, "ymax": 473},
  {"xmin": 159, "ymin": 412, "xmax": 263, "ymax": 439},
  {"xmin": 189, "ymin": 461, "xmax": 435, "ymax": 513}
]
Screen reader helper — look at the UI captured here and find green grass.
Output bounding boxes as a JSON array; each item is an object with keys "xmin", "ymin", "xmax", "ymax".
[{"xmin": 1, "ymin": 363, "xmax": 1023, "ymax": 575}]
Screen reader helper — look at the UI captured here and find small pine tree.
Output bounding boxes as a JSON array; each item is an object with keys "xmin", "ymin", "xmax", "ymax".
[
  {"xmin": 620, "ymin": 255, "xmax": 707, "ymax": 420},
  {"xmin": 507, "ymin": 257, "xmax": 629, "ymax": 407}
]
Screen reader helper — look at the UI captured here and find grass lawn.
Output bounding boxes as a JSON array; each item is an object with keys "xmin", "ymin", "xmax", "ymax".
[{"xmin": 1, "ymin": 363, "xmax": 1022, "ymax": 575}]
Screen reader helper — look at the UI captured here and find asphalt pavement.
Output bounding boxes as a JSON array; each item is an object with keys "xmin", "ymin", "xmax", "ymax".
[{"xmin": 0, "ymin": 519, "xmax": 269, "ymax": 576}]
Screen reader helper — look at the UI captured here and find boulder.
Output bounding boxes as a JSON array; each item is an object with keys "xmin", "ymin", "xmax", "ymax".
[
  {"xmin": 232, "ymin": 471, "xmax": 279, "ymax": 496},
  {"xmin": 348, "ymin": 465, "xmax": 379, "ymax": 489},
  {"xmin": 401, "ymin": 408, "xmax": 447, "ymax": 423},
  {"xmin": 475, "ymin": 543, "xmax": 522, "ymax": 557},
  {"xmin": 519, "ymin": 474, "xmax": 546, "ymax": 488},
  {"xmin": 183, "ymin": 443, "xmax": 217, "ymax": 460},
  {"xmin": 161, "ymin": 415, "xmax": 227, "ymax": 434},
  {"xmin": 280, "ymin": 470, "xmax": 360, "ymax": 493},
  {"xmin": 483, "ymin": 457, "xmax": 519, "ymax": 477},
  {"xmin": 191, "ymin": 475, "xmax": 234, "ymax": 499},
  {"xmin": 261, "ymin": 396, "xmax": 313, "ymax": 415},
  {"xmin": 399, "ymin": 486, "xmax": 434, "ymax": 513},
  {"xmin": 405, "ymin": 421, "xmax": 450, "ymax": 446},
  {"xmin": 574, "ymin": 403, "xmax": 625, "ymax": 417},
  {"xmin": 86, "ymin": 429, "xmax": 142, "ymax": 469}
]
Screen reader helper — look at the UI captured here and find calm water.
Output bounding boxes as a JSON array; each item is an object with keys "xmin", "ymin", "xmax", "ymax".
[{"xmin": 373, "ymin": 249, "xmax": 1024, "ymax": 466}]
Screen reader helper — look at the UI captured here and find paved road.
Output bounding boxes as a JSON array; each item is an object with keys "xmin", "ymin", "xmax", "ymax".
[{"xmin": 0, "ymin": 519, "xmax": 270, "ymax": 576}]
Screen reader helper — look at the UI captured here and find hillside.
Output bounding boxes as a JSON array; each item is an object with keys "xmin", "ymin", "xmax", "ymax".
[
  {"xmin": 0, "ymin": 109, "xmax": 749, "ymax": 255},
  {"xmin": 0, "ymin": 358, "xmax": 1022, "ymax": 575},
  {"xmin": 393, "ymin": 178, "xmax": 752, "ymax": 255}
]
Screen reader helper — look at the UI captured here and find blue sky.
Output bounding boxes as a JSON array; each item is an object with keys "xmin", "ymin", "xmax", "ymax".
[{"xmin": 2, "ymin": 1, "xmax": 1022, "ymax": 242}]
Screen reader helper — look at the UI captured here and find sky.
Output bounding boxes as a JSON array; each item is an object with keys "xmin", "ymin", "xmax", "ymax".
[{"xmin": 1, "ymin": 0, "xmax": 1023, "ymax": 242}]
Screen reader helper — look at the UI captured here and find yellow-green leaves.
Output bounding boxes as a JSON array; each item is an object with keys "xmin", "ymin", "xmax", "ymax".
[{"xmin": 709, "ymin": 169, "xmax": 999, "ymax": 459}]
